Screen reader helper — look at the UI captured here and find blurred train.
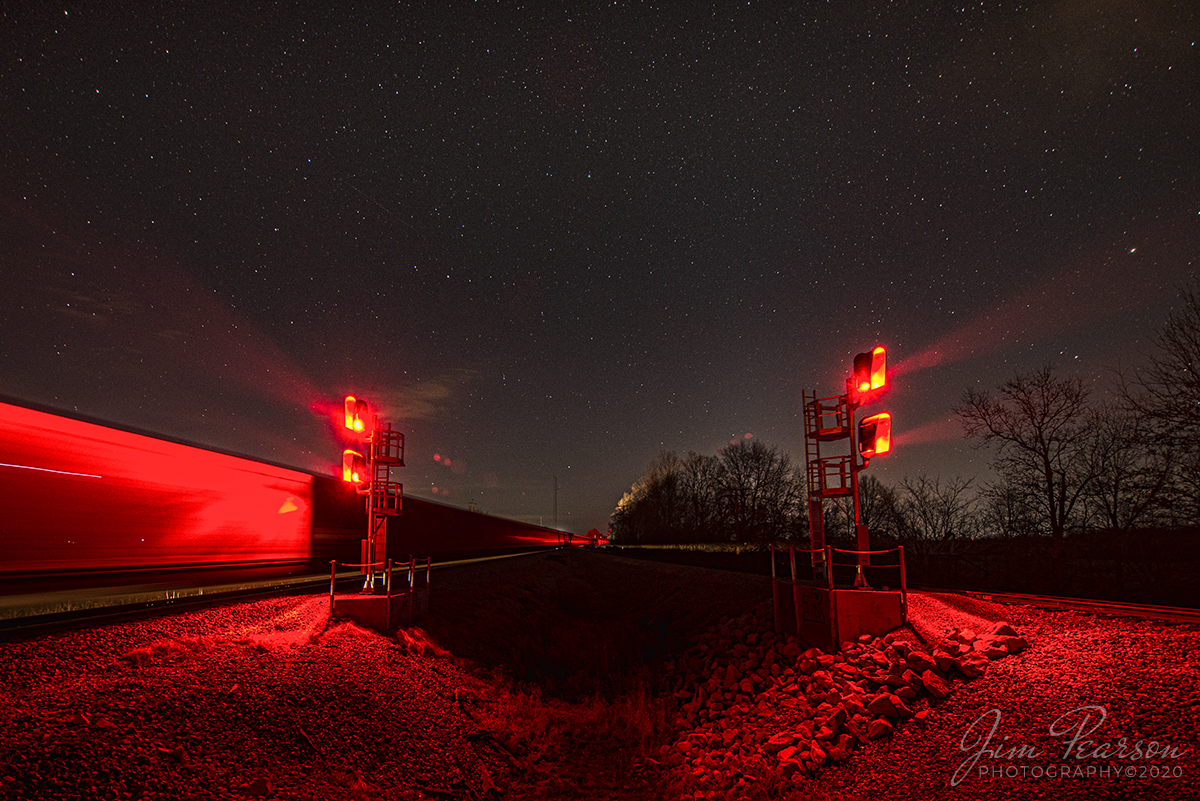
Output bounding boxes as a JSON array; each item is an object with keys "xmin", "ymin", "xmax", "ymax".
[{"xmin": 0, "ymin": 399, "xmax": 573, "ymax": 579}]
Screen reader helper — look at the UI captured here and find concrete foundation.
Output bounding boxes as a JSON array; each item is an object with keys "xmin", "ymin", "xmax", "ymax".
[
  {"xmin": 781, "ymin": 582, "xmax": 905, "ymax": 651},
  {"xmin": 331, "ymin": 588, "xmax": 429, "ymax": 633}
]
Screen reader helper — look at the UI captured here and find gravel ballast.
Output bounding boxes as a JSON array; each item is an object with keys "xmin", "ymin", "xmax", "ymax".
[{"xmin": 1, "ymin": 550, "xmax": 1197, "ymax": 800}]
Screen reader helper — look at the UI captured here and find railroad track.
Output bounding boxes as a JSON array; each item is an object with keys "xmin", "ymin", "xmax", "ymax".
[
  {"xmin": 914, "ymin": 585, "xmax": 1200, "ymax": 625},
  {"xmin": 0, "ymin": 549, "xmax": 558, "ymax": 640}
]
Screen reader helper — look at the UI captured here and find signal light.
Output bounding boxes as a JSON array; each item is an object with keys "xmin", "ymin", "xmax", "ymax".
[
  {"xmin": 858, "ymin": 412, "xmax": 892, "ymax": 459},
  {"xmin": 344, "ymin": 396, "xmax": 369, "ymax": 434},
  {"xmin": 342, "ymin": 449, "xmax": 367, "ymax": 484},
  {"xmin": 853, "ymin": 345, "xmax": 887, "ymax": 395}
]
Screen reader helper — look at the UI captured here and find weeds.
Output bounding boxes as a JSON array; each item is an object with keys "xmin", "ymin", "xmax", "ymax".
[{"xmin": 453, "ymin": 672, "xmax": 677, "ymax": 798}]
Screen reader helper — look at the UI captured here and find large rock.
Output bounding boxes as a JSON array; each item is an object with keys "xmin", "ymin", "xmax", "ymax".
[
  {"xmin": 921, "ymin": 669, "xmax": 952, "ymax": 700},
  {"xmin": 866, "ymin": 693, "xmax": 912, "ymax": 718},
  {"xmin": 957, "ymin": 651, "xmax": 989, "ymax": 678},
  {"xmin": 780, "ymin": 756, "xmax": 804, "ymax": 778},
  {"xmin": 905, "ymin": 649, "xmax": 937, "ymax": 674},
  {"xmin": 867, "ymin": 718, "xmax": 894, "ymax": 740},
  {"xmin": 1004, "ymin": 635, "xmax": 1030, "ymax": 655},
  {"xmin": 973, "ymin": 637, "xmax": 1009, "ymax": 660},
  {"xmin": 766, "ymin": 732, "xmax": 795, "ymax": 753},
  {"xmin": 932, "ymin": 648, "xmax": 957, "ymax": 673},
  {"xmin": 826, "ymin": 734, "xmax": 853, "ymax": 762}
]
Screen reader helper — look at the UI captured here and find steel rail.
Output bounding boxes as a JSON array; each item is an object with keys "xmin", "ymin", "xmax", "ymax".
[
  {"xmin": 914, "ymin": 585, "xmax": 1200, "ymax": 625},
  {"xmin": 0, "ymin": 548, "xmax": 561, "ymax": 640}
]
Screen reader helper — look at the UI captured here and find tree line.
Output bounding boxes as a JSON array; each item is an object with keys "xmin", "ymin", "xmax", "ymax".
[
  {"xmin": 609, "ymin": 439, "xmax": 805, "ymax": 544},
  {"xmin": 610, "ymin": 286, "xmax": 1200, "ymax": 548}
]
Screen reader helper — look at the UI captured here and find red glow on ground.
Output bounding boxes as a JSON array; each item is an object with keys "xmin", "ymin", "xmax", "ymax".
[{"xmin": 0, "ymin": 401, "xmax": 313, "ymax": 572}]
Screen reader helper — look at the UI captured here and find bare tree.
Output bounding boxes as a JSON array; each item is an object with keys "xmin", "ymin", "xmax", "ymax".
[
  {"xmin": 977, "ymin": 480, "xmax": 1041, "ymax": 539},
  {"xmin": 678, "ymin": 451, "xmax": 724, "ymax": 541},
  {"xmin": 857, "ymin": 474, "xmax": 905, "ymax": 542},
  {"xmin": 1082, "ymin": 404, "xmax": 1174, "ymax": 530},
  {"xmin": 717, "ymin": 439, "xmax": 804, "ymax": 544},
  {"xmin": 896, "ymin": 474, "xmax": 978, "ymax": 555},
  {"xmin": 1118, "ymin": 285, "xmax": 1200, "ymax": 523},
  {"xmin": 955, "ymin": 365, "xmax": 1099, "ymax": 543},
  {"xmin": 610, "ymin": 451, "xmax": 686, "ymax": 543}
]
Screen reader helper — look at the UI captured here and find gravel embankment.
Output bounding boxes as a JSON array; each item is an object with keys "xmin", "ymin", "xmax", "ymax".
[
  {"xmin": 822, "ymin": 592, "xmax": 1200, "ymax": 800},
  {"xmin": 0, "ymin": 595, "xmax": 506, "ymax": 801},
  {"xmin": 1, "ymin": 550, "xmax": 1197, "ymax": 801}
]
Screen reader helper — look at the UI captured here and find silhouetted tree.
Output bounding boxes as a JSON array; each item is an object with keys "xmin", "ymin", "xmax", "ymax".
[
  {"xmin": 1082, "ymin": 404, "xmax": 1174, "ymax": 530},
  {"xmin": 1118, "ymin": 285, "xmax": 1200, "ymax": 523},
  {"xmin": 610, "ymin": 451, "xmax": 686, "ymax": 543},
  {"xmin": 977, "ymin": 480, "xmax": 1041, "ymax": 539},
  {"xmin": 955, "ymin": 365, "xmax": 1099, "ymax": 543},
  {"xmin": 716, "ymin": 440, "xmax": 804, "ymax": 544},
  {"xmin": 857, "ymin": 474, "xmax": 905, "ymax": 542},
  {"xmin": 678, "ymin": 451, "xmax": 725, "ymax": 541},
  {"xmin": 896, "ymin": 474, "xmax": 978, "ymax": 555}
]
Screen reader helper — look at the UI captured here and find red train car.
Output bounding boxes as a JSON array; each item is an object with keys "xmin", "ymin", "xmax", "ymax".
[{"xmin": 0, "ymin": 400, "xmax": 566, "ymax": 578}]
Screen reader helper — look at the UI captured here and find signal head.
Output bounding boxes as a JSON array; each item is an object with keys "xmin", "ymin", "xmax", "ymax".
[
  {"xmin": 344, "ymin": 395, "xmax": 369, "ymax": 434},
  {"xmin": 852, "ymin": 345, "xmax": 887, "ymax": 396},
  {"xmin": 342, "ymin": 449, "xmax": 367, "ymax": 485},
  {"xmin": 858, "ymin": 412, "xmax": 892, "ymax": 459}
]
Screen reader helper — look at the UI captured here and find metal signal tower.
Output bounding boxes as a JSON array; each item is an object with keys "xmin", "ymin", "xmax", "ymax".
[
  {"xmin": 342, "ymin": 396, "xmax": 405, "ymax": 590},
  {"xmin": 802, "ymin": 347, "xmax": 891, "ymax": 584}
]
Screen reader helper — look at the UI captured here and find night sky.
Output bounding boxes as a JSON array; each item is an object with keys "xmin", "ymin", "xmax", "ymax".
[{"xmin": 3, "ymin": 2, "xmax": 1198, "ymax": 533}]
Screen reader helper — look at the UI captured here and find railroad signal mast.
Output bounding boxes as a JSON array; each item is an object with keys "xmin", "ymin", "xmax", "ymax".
[
  {"xmin": 340, "ymin": 395, "xmax": 405, "ymax": 590},
  {"xmin": 802, "ymin": 346, "xmax": 892, "ymax": 585}
]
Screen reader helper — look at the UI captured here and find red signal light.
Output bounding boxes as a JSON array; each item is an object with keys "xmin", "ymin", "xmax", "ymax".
[
  {"xmin": 344, "ymin": 396, "xmax": 369, "ymax": 434},
  {"xmin": 853, "ymin": 345, "xmax": 887, "ymax": 395},
  {"xmin": 342, "ymin": 449, "xmax": 367, "ymax": 484},
  {"xmin": 858, "ymin": 412, "xmax": 892, "ymax": 459}
]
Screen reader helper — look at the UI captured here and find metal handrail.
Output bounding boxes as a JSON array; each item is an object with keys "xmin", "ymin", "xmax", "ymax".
[
  {"xmin": 832, "ymin": 547, "xmax": 900, "ymax": 556},
  {"xmin": 770, "ymin": 544, "xmax": 908, "ymax": 622},
  {"xmin": 827, "ymin": 545, "xmax": 907, "ymax": 619},
  {"xmin": 329, "ymin": 557, "xmax": 432, "ymax": 611}
]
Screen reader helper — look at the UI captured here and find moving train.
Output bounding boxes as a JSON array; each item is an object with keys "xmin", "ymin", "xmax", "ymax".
[{"xmin": 0, "ymin": 399, "xmax": 570, "ymax": 578}]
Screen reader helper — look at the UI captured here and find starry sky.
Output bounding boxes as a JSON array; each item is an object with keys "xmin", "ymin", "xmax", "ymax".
[{"xmin": 3, "ymin": 2, "xmax": 1198, "ymax": 533}]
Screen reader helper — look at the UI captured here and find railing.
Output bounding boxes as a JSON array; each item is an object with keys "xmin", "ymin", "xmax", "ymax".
[
  {"xmin": 328, "ymin": 557, "xmax": 432, "ymax": 612},
  {"xmin": 831, "ymin": 546, "xmax": 907, "ymax": 620},
  {"xmin": 770, "ymin": 543, "xmax": 908, "ymax": 622}
]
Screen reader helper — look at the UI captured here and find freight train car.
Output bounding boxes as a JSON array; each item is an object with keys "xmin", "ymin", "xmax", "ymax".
[{"xmin": 0, "ymin": 399, "xmax": 567, "ymax": 579}]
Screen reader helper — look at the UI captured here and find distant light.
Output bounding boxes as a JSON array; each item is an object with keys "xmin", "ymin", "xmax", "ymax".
[{"xmin": 1130, "ymin": 247, "xmax": 1137, "ymax": 253}]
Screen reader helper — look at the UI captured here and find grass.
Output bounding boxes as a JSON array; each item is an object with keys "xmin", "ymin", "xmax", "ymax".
[{"xmin": 455, "ymin": 673, "xmax": 676, "ymax": 799}]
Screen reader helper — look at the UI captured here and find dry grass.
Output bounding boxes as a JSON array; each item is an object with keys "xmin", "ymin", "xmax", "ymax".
[
  {"xmin": 415, "ymin": 550, "xmax": 778, "ymax": 798},
  {"xmin": 415, "ymin": 550, "xmax": 876, "ymax": 800},
  {"xmin": 450, "ymin": 674, "xmax": 674, "ymax": 799}
]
